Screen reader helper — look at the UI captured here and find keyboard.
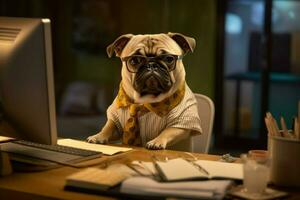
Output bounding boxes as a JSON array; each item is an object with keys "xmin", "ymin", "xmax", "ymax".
[{"xmin": 13, "ymin": 140, "xmax": 101, "ymax": 157}]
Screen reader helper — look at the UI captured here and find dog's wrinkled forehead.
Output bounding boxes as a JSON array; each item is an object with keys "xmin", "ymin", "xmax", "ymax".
[
  {"xmin": 123, "ymin": 34, "xmax": 182, "ymax": 57},
  {"xmin": 106, "ymin": 33, "xmax": 195, "ymax": 58}
]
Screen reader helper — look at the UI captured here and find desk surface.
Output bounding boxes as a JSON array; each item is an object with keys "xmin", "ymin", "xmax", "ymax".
[{"xmin": 0, "ymin": 147, "xmax": 299, "ymax": 200}]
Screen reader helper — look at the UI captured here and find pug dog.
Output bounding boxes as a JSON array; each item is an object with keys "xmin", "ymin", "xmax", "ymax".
[{"xmin": 87, "ymin": 33, "xmax": 202, "ymax": 150}]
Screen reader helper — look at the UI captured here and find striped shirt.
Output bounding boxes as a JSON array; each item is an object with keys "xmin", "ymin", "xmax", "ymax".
[{"xmin": 107, "ymin": 84, "xmax": 202, "ymax": 146}]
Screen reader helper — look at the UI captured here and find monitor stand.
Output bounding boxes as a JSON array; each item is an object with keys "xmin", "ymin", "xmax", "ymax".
[{"xmin": 8, "ymin": 154, "xmax": 61, "ymax": 172}]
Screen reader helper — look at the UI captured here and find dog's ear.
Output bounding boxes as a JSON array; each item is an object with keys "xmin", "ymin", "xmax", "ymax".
[
  {"xmin": 167, "ymin": 32, "xmax": 196, "ymax": 54},
  {"xmin": 106, "ymin": 34, "xmax": 134, "ymax": 58}
]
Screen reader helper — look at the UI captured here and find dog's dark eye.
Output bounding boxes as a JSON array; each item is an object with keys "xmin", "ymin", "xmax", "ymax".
[
  {"xmin": 162, "ymin": 55, "xmax": 175, "ymax": 65},
  {"xmin": 129, "ymin": 56, "xmax": 144, "ymax": 66}
]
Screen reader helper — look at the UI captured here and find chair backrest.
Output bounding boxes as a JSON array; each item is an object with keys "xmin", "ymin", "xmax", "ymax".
[
  {"xmin": 168, "ymin": 93, "xmax": 215, "ymax": 153},
  {"xmin": 191, "ymin": 93, "xmax": 215, "ymax": 153}
]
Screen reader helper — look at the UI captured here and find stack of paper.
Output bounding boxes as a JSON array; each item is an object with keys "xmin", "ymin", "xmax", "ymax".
[
  {"xmin": 57, "ymin": 139, "xmax": 132, "ymax": 155},
  {"xmin": 121, "ymin": 176, "xmax": 233, "ymax": 200},
  {"xmin": 0, "ymin": 136, "xmax": 14, "ymax": 143}
]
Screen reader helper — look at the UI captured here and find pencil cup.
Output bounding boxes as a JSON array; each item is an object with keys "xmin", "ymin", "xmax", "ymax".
[
  {"xmin": 269, "ymin": 136, "xmax": 300, "ymax": 187},
  {"xmin": 267, "ymin": 130, "xmax": 292, "ymax": 157},
  {"xmin": 267, "ymin": 135, "xmax": 273, "ymax": 158}
]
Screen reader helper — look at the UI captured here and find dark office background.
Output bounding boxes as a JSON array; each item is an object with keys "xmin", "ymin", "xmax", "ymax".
[{"xmin": 1, "ymin": 0, "xmax": 300, "ymax": 155}]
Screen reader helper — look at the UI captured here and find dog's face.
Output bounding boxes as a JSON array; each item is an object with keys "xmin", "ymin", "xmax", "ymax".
[{"xmin": 107, "ymin": 33, "xmax": 195, "ymax": 103}]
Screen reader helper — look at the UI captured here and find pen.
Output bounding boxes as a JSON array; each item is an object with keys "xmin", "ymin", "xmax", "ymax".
[
  {"xmin": 182, "ymin": 158, "xmax": 210, "ymax": 176},
  {"xmin": 193, "ymin": 162, "xmax": 210, "ymax": 176},
  {"xmin": 125, "ymin": 163, "xmax": 144, "ymax": 176},
  {"xmin": 152, "ymin": 161, "xmax": 166, "ymax": 181}
]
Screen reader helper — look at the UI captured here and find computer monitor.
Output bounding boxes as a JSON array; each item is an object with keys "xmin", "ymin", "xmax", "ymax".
[{"xmin": 0, "ymin": 17, "xmax": 57, "ymax": 145}]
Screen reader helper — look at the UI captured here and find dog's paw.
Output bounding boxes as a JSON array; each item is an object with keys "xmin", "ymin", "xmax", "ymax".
[
  {"xmin": 146, "ymin": 138, "xmax": 167, "ymax": 150},
  {"xmin": 86, "ymin": 133, "xmax": 109, "ymax": 144}
]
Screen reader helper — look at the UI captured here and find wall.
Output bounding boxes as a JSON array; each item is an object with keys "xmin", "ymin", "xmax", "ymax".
[
  {"xmin": 0, "ymin": 0, "xmax": 217, "ymax": 109},
  {"xmin": 0, "ymin": 0, "xmax": 217, "ymax": 138},
  {"xmin": 75, "ymin": 0, "xmax": 217, "ymax": 99}
]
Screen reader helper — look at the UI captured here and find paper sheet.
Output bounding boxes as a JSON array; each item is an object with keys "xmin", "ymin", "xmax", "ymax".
[
  {"xmin": 57, "ymin": 138, "xmax": 132, "ymax": 155},
  {"xmin": 194, "ymin": 160, "xmax": 243, "ymax": 180},
  {"xmin": 0, "ymin": 136, "xmax": 14, "ymax": 143},
  {"xmin": 156, "ymin": 158, "xmax": 205, "ymax": 181},
  {"xmin": 154, "ymin": 158, "xmax": 243, "ymax": 181}
]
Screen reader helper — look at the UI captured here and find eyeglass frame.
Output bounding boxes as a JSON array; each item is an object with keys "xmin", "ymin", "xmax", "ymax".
[{"xmin": 121, "ymin": 54, "xmax": 184, "ymax": 73}]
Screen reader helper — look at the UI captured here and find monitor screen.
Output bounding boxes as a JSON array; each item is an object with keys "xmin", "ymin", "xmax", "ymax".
[{"xmin": 0, "ymin": 17, "xmax": 57, "ymax": 145}]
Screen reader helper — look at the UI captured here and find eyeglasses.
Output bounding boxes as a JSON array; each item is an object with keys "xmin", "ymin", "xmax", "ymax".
[{"xmin": 121, "ymin": 54, "xmax": 183, "ymax": 73}]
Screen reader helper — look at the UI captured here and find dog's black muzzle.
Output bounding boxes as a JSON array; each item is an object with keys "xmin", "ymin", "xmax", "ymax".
[{"xmin": 133, "ymin": 61, "xmax": 172, "ymax": 96}]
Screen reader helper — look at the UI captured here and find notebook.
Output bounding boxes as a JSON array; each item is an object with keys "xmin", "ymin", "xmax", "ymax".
[
  {"xmin": 155, "ymin": 158, "xmax": 243, "ymax": 181},
  {"xmin": 65, "ymin": 167, "xmax": 130, "ymax": 191}
]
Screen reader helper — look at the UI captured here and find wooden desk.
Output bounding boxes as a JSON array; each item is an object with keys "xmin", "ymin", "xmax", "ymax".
[{"xmin": 0, "ymin": 148, "xmax": 299, "ymax": 200}]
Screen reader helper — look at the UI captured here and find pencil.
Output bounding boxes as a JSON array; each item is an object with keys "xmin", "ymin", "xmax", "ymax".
[
  {"xmin": 265, "ymin": 117, "xmax": 273, "ymax": 136},
  {"xmin": 266, "ymin": 112, "xmax": 280, "ymax": 136},
  {"xmin": 280, "ymin": 116, "xmax": 290, "ymax": 138}
]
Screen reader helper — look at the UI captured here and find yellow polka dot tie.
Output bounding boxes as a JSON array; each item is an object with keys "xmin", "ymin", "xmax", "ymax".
[{"xmin": 116, "ymin": 82, "xmax": 185, "ymax": 146}]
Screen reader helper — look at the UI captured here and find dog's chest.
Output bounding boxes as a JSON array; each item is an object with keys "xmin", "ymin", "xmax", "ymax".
[{"xmin": 119, "ymin": 109, "xmax": 168, "ymax": 145}]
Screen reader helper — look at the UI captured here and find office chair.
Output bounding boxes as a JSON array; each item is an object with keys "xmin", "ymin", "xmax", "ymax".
[
  {"xmin": 192, "ymin": 93, "xmax": 215, "ymax": 153},
  {"xmin": 170, "ymin": 93, "xmax": 215, "ymax": 153}
]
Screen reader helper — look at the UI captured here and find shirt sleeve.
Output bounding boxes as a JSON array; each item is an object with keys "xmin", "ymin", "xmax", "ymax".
[
  {"xmin": 166, "ymin": 87, "xmax": 202, "ymax": 135},
  {"xmin": 106, "ymin": 98, "xmax": 123, "ymax": 134}
]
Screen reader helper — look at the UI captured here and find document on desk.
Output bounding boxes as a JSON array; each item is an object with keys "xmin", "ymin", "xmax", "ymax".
[
  {"xmin": 57, "ymin": 139, "xmax": 132, "ymax": 155},
  {"xmin": 155, "ymin": 158, "xmax": 243, "ymax": 181},
  {"xmin": 194, "ymin": 160, "xmax": 243, "ymax": 180}
]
